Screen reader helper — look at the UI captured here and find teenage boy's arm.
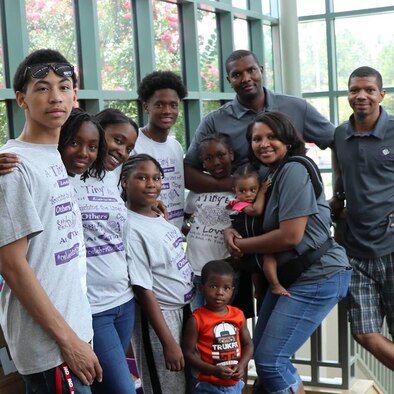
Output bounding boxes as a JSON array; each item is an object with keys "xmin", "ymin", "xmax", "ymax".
[
  {"xmin": 133, "ymin": 285, "xmax": 184, "ymax": 371},
  {"xmin": 242, "ymin": 180, "xmax": 271, "ymax": 217},
  {"xmin": 182, "ymin": 315, "xmax": 234, "ymax": 380},
  {"xmin": 0, "ymin": 237, "xmax": 102, "ymax": 385},
  {"xmin": 230, "ymin": 319, "xmax": 254, "ymax": 380},
  {"xmin": 0, "ymin": 153, "xmax": 20, "ymax": 175},
  {"xmin": 184, "ymin": 163, "xmax": 233, "ymax": 193}
]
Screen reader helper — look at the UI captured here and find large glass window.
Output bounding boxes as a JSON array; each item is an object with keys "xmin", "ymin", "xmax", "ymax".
[
  {"xmin": 333, "ymin": 0, "xmax": 394, "ymax": 13},
  {"xmin": 298, "ymin": 21, "xmax": 328, "ymax": 93},
  {"xmin": 153, "ymin": 0, "xmax": 182, "ymax": 73},
  {"xmin": 197, "ymin": 9, "xmax": 220, "ymax": 92},
  {"xmin": 262, "ymin": 0, "xmax": 271, "ymax": 16},
  {"xmin": 335, "ymin": 13, "xmax": 394, "ymax": 90},
  {"xmin": 233, "ymin": 0, "xmax": 247, "ymax": 9},
  {"xmin": 26, "ymin": 0, "xmax": 77, "ymax": 64},
  {"xmin": 1, "ymin": 0, "xmax": 278, "ymax": 147},
  {"xmin": 263, "ymin": 25, "xmax": 274, "ymax": 89},
  {"xmin": 97, "ymin": 0, "xmax": 135, "ymax": 91},
  {"xmin": 104, "ymin": 101, "xmax": 138, "ymax": 121},
  {"xmin": 233, "ymin": 18, "xmax": 250, "ymax": 50},
  {"xmin": 0, "ymin": 102, "xmax": 8, "ymax": 145},
  {"xmin": 298, "ymin": 1, "xmax": 394, "ymax": 130},
  {"xmin": 202, "ymin": 100, "xmax": 222, "ymax": 117},
  {"xmin": 297, "ymin": 0, "xmax": 325, "ymax": 16},
  {"xmin": 0, "ymin": 18, "xmax": 4, "ymax": 90}
]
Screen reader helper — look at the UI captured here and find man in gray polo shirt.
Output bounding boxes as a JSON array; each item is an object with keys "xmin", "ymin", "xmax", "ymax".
[
  {"xmin": 333, "ymin": 66, "xmax": 394, "ymax": 370},
  {"xmin": 184, "ymin": 49, "xmax": 335, "ymax": 192}
]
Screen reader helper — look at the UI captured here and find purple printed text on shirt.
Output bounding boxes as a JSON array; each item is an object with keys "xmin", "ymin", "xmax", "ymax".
[
  {"xmin": 88, "ymin": 196, "xmax": 118, "ymax": 202},
  {"xmin": 168, "ymin": 209, "xmax": 184, "ymax": 220},
  {"xmin": 55, "ymin": 243, "xmax": 79, "ymax": 265},
  {"xmin": 163, "ymin": 166, "xmax": 175, "ymax": 174},
  {"xmin": 177, "ymin": 256, "xmax": 188, "ymax": 270},
  {"xmin": 184, "ymin": 289, "xmax": 194, "ymax": 303},
  {"xmin": 57, "ymin": 178, "xmax": 70, "ymax": 188},
  {"xmin": 173, "ymin": 236, "xmax": 183, "ymax": 248},
  {"xmin": 86, "ymin": 242, "xmax": 125, "ymax": 257},
  {"xmin": 81, "ymin": 212, "xmax": 109, "ymax": 221},
  {"xmin": 55, "ymin": 202, "xmax": 72, "ymax": 216}
]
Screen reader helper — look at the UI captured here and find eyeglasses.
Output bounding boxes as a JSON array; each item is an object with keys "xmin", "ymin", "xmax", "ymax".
[{"xmin": 24, "ymin": 63, "xmax": 74, "ymax": 80}]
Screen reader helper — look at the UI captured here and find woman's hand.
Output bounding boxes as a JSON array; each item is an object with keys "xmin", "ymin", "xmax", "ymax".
[
  {"xmin": 152, "ymin": 199, "xmax": 169, "ymax": 220},
  {"xmin": 224, "ymin": 227, "xmax": 243, "ymax": 258},
  {"xmin": 0, "ymin": 153, "xmax": 20, "ymax": 175}
]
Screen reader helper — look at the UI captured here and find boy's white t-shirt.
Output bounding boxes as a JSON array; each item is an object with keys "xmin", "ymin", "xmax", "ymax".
[
  {"xmin": 0, "ymin": 140, "xmax": 93, "ymax": 375},
  {"xmin": 185, "ymin": 191, "xmax": 233, "ymax": 276},
  {"xmin": 133, "ymin": 130, "xmax": 185, "ymax": 230}
]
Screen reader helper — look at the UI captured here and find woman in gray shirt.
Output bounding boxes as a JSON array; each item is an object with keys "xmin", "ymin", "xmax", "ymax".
[{"xmin": 225, "ymin": 112, "xmax": 351, "ymax": 394}]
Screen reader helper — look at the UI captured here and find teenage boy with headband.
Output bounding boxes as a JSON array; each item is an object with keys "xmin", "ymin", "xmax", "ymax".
[{"xmin": 0, "ymin": 49, "xmax": 102, "ymax": 393}]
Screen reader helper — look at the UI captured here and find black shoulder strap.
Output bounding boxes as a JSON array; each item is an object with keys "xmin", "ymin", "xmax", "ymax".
[{"xmin": 268, "ymin": 155, "xmax": 323, "ymax": 199}]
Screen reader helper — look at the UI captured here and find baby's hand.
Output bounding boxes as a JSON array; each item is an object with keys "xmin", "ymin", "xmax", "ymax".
[
  {"xmin": 261, "ymin": 179, "xmax": 272, "ymax": 193},
  {"xmin": 271, "ymin": 283, "xmax": 291, "ymax": 297}
]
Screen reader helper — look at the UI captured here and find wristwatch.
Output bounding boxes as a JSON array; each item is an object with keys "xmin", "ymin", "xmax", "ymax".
[{"xmin": 334, "ymin": 192, "xmax": 346, "ymax": 201}]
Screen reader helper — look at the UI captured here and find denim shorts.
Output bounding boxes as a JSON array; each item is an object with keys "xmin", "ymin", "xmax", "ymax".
[{"xmin": 348, "ymin": 253, "xmax": 394, "ymax": 336}]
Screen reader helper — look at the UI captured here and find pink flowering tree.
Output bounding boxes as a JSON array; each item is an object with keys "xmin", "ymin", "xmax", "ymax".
[{"xmin": 0, "ymin": 0, "xmax": 223, "ymax": 148}]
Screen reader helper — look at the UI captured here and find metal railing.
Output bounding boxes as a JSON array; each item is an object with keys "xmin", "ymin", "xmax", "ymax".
[
  {"xmin": 248, "ymin": 296, "xmax": 392, "ymax": 393},
  {"xmin": 354, "ymin": 321, "xmax": 394, "ymax": 394}
]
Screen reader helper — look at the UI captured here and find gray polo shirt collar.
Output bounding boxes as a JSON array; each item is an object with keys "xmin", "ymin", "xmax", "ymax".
[
  {"xmin": 345, "ymin": 106, "xmax": 388, "ymax": 140},
  {"xmin": 230, "ymin": 87, "xmax": 277, "ymax": 119}
]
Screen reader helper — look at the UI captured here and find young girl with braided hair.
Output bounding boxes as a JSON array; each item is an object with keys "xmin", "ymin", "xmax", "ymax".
[{"xmin": 120, "ymin": 154, "xmax": 194, "ymax": 394}]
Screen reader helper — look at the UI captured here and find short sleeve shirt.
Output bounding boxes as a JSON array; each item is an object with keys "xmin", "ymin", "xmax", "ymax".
[
  {"xmin": 184, "ymin": 88, "xmax": 334, "ymax": 170},
  {"xmin": 0, "ymin": 140, "xmax": 92, "ymax": 374},
  {"xmin": 263, "ymin": 162, "xmax": 349, "ymax": 284},
  {"xmin": 334, "ymin": 107, "xmax": 394, "ymax": 258}
]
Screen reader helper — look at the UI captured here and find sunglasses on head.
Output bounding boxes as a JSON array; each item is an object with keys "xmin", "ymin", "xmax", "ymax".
[{"xmin": 24, "ymin": 63, "xmax": 74, "ymax": 80}]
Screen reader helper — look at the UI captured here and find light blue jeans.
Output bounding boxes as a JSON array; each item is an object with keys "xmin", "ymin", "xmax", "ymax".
[
  {"xmin": 91, "ymin": 297, "xmax": 135, "ymax": 394},
  {"xmin": 191, "ymin": 275, "xmax": 205, "ymax": 311},
  {"xmin": 194, "ymin": 380, "xmax": 245, "ymax": 393},
  {"xmin": 253, "ymin": 269, "xmax": 351, "ymax": 394}
]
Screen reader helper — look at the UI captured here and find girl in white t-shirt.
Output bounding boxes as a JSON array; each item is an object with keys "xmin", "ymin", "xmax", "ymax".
[
  {"xmin": 184, "ymin": 133, "xmax": 235, "ymax": 310},
  {"xmin": 120, "ymin": 154, "xmax": 194, "ymax": 394}
]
